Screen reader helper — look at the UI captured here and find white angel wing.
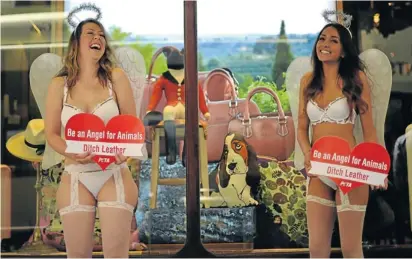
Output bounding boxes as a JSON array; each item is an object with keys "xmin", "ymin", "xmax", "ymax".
[
  {"xmin": 29, "ymin": 53, "xmax": 64, "ymax": 170},
  {"xmin": 354, "ymin": 49, "xmax": 392, "ymax": 147},
  {"xmin": 285, "ymin": 56, "xmax": 312, "ymax": 171},
  {"xmin": 113, "ymin": 46, "xmax": 148, "ymax": 160}
]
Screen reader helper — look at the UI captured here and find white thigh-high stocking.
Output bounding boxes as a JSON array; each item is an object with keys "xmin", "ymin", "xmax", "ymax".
[
  {"xmin": 98, "ymin": 168, "xmax": 138, "ymax": 258},
  {"xmin": 61, "ymin": 211, "xmax": 96, "ymax": 258},
  {"xmin": 57, "ymin": 172, "xmax": 97, "ymax": 258}
]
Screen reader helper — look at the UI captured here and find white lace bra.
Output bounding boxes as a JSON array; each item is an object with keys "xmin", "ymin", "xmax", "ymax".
[
  {"xmin": 307, "ymin": 96, "xmax": 356, "ymax": 125},
  {"xmin": 61, "ymin": 79, "xmax": 119, "ymax": 128}
]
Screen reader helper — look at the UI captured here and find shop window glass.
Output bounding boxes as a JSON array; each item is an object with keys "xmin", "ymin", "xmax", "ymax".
[
  {"xmin": 349, "ymin": 0, "xmax": 412, "ymax": 246},
  {"xmin": 2, "ymin": 0, "xmax": 412, "ymax": 257},
  {"xmin": 195, "ymin": 0, "xmax": 336, "ymax": 251}
]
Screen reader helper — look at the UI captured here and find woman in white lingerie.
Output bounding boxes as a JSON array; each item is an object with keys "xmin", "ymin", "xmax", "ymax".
[
  {"xmin": 297, "ymin": 23, "xmax": 387, "ymax": 258},
  {"xmin": 45, "ymin": 18, "xmax": 138, "ymax": 258}
]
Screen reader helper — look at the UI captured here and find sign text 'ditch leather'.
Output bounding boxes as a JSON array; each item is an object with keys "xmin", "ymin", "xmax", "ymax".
[
  {"xmin": 309, "ymin": 136, "xmax": 390, "ymax": 194},
  {"xmin": 65, "ymin": 114, "xmax": 145, "ymax": 170}
]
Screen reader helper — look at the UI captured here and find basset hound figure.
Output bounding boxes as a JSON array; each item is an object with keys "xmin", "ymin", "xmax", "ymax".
[{"xmin": 207, "ymin": 132, "xmax": 261, "ymax": 208}]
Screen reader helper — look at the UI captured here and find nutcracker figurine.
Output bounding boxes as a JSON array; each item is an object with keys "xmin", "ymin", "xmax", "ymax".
[{"xmin": 144, "ymin": 47, "xmax": 210, "ymax": 165}]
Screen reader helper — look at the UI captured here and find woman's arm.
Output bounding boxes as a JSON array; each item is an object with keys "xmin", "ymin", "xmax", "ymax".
[
  {"xmin": 44, "ymin": 77, "xmax": 69, "ymax": 156},
  {"xmin": 112, "ymin": 68, "xmax": 137, "ymax": 116},
  {"xmin": 297, "ymin": 72, "xmax": 312, "ymax": 156},
  {"xmin": 358, "ymin": 70, "xmax": 378, "ymax": 143},
  {"xmin": 45, "ymin": 77, "xmax": 94, "ymax": 164}
]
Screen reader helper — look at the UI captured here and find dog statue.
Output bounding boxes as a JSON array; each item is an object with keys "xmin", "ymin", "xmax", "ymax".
[{"xmin": 207, "ymin": 132, "xmax": 261, "ymax": 208}]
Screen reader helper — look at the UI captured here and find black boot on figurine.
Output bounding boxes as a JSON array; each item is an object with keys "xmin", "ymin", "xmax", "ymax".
[
  {"xmin": 181, "ymin": 139, "xmax": 187, "ymax": 168},
  {"xmin": 164, "ymin": 120, "xmax": 177, "ymax": 165}
]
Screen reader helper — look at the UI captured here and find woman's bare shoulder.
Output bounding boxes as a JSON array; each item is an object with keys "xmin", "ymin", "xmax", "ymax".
[
  {"xmin": 111, "ymin": 67, "xmax": 127, "ymax": 81},
  {"xmin": 49, "ymin": 76, "xmax": 66, "ymax": 93},
  {"xmin": 300, "ymin": 72, "xmax": 313, "ymax": 89}
]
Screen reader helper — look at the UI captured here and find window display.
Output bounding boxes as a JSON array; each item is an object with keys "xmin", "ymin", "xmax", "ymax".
[{"xmin": 1, "ymin": 0, "xmax": 412, "ymax": 257}]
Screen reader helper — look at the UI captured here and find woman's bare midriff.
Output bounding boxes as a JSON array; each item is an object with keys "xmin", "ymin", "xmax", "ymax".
[
  {"xmin": 64, "ymin": 157, "xmax": 97, "ymax": 167},
  {"xmin": 311, "ymin": 122, "xmax": 356, "ymax": 149}
]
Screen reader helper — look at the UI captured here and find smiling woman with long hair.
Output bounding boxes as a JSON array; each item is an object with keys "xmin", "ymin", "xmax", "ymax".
[
  {"xmin": 45, "ymin": 18, "xmax": 138, "ymax": 258},
  {"xmin": 297, "ymin": 22, "xmax": 387, "ymax": 258}
]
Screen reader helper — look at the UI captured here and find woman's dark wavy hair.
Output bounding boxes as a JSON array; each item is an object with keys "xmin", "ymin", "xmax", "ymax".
[
  {"xmin": 304, "ymin": 23, "xmax": 368, "ymax": 115},
  {"xmin": 56, "ymin": 18, "xmax": 114, "ymax": 90}
]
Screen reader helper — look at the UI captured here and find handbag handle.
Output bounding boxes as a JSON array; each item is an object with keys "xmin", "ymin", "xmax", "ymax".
[
  {"xmin": 147, "ymin": 46, "xmax": 181, "ymax": 81},
  {"xmin": 203, "ymin": 69, "xmax": 240, "ymax": 118},
  {"xmin": 244, "ymin": 86, "xmax": 287, "ymax": 121},
  {"xmin": 203, "ymin": 69, "xmax": 237, "ymax": 102},
  {"xmin": 241, "ymin": 86, "xmax": 289, "ymax": 138}
]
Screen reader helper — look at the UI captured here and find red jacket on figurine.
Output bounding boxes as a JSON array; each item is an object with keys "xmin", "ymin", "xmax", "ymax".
[
  {"xmin": 147, "ymin": 70, "xmax": 209, "ymax": 116},
  {"xmin": 143, "ymin": 46, "xmax": 210, "ymax": 165}
]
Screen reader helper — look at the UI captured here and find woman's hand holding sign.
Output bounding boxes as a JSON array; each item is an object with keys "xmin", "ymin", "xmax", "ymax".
[
  {"xmin": 304, "ymin": 150, "xmax": 313, "ymax": 176},
  {"xmin": 64, "ymin": 114, "xmax": 145, "ymax": 170},
  {"xmin": 74, "ymin": 152, "xmax": 95, "ymax": 164},
  {"xmin": 64, "ymin": 151, "xmax": 95, "ymax": 164},
  {"xmin": 309, "ymin": 136, "xmax": 390, "ymax": 194},
  {"xmin": 370, "ymin": 178, "xmax": 389, "ymax": 191},
  {"xmin": 114, "ymin": 153, "xmax": 128, "ymax": 165}
]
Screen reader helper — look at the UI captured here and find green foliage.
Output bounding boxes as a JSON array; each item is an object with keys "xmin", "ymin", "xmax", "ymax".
[
  {"xmin": 108, "ymin": 26, "xmax": 207, "ymax": 75},
  {"xmin": 272, "ymin": 20, "xmax": 294, "ymax": 88},
  {"xmin": 253, "ymin": 36, "xmax": 276, "ymax": 55},
  {"xmin": 207, "ymin": 58, "xmax": 222, "ymax": 70},
  {"xmin": 108, "ymin": 26, "xmax": 167, "ymax": 75},
  {"xmin": 198, "ymin": 52, "xmax": 207, "ymax": 71},
  {"xmin": 237, "ymin": 75, "xmax": 290, "ymax": 114}
]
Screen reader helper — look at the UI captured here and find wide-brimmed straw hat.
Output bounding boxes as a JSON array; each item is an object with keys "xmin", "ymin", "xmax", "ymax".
[{"xmin": 6, "ymin": 119, "xmax": 45, "ymax": 162}]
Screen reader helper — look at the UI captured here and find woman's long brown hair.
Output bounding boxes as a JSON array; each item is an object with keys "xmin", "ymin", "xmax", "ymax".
[
  {"xmin": 304, "ymin": 23, "xmax": 368, "ymax": 116},
  {"xmin": 56, "ymin": 18, "xmax": 114, "ymax": 90}
]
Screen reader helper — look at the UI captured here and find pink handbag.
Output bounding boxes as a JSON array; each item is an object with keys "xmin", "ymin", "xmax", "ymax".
[
  {"xmin": 227, "ymin": 87, "xmax": 295, "ymax": 161},
  {"xmin": 204, "ymin": 71, "xmax": 260, "ymax": 162}
]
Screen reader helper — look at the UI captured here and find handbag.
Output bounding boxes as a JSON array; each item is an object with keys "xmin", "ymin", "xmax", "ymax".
[
  {"xmin": 227, "ymin": 87, "xmax": 295, "ymax": 161},
  {"xmin": 204, "ymin": 70, "xmax": 260, "ymax": 162}
]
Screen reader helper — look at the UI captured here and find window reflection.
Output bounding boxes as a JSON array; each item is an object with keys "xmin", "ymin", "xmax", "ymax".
[{"xmin": 1, "ymin": 0, "xmax": 412, "ymax": 257}]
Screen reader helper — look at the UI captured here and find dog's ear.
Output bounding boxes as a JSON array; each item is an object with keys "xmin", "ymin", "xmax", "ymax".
[
  {"xmin": 162, "ymin": 47, "xmax": 172, "ymax": 58},
  {"xmin": 218, "ymin": 144, "xmax": 230, "ymax": 188},
  {"xmin": 246, "ymin": 143, "xmax": 261, "ymax": 195}
]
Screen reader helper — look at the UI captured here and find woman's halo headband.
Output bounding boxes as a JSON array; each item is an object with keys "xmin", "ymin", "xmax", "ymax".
[
  {"xmin": 67, "ymin": 3, "xmax": 102, "ymax": 29},
  {"xmin": 322, "ymin": 9, "xmax": 353, "ymax": 37}
]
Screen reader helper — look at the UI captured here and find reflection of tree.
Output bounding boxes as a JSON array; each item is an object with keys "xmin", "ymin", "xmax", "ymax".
[
  {"xmin": 271, "ymin": 20, "xmax": 294, "ymax": 89},
  {"xmin": 108, "ymin": 26, "xmax": 167, "ymax": 75},
  {"xmin": 108, "ymin": 26, "xmax": 207, "ymax": 74},
  {"xmin": 236, "ymin": 75, "xmax": 290, "ymax": 114},
  {"xmin": 207, "ymin": 58, "xmax": 221, "ymax": 70},
  {"xmin": 253, "ymin": 36, "xmax": 276, "ymax": 55},
  {"xmin": 198, "ymin": 52, "xmax": 207, "ymax": 71}
]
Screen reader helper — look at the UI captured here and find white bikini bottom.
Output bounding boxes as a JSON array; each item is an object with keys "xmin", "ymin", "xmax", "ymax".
[
  {"xmin": 59, "ymin": 163, "xmax": 135, "ymax": 216},
  {"xmin": 306, "ymin": 176, "xmax": 367, "ymax": 212}
]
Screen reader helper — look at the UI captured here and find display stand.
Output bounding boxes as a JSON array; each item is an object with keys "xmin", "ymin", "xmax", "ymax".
[{"xmin": 17, "ymin": 162, "xmax": 58, "ymax": 254}]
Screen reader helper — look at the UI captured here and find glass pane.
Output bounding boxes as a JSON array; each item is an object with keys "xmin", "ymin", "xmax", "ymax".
[
  {"xmin": 1, "ymin": 0, "xmax": 186, "ymax": 256},
  {"xmin": 195, "ymin": 0, "xmax": 337, "ymax": 253},
  {"xmin": 195, "ymin": 0, "xmax": 412, "ymax": 257},
  {"xmin": 354, "ymin": 0, "xmax": 412, "ymax": 248}
]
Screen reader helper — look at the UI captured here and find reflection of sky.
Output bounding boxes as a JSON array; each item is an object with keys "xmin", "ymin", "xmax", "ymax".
[{"xmin": 66, "ymin": 0, "xmax": 336, "ymax": 36}]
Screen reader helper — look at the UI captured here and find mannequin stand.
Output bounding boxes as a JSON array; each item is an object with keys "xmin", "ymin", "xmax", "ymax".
[{"xmin": 18, "ymin": 163, "xmax": 58, "ymax": 254}]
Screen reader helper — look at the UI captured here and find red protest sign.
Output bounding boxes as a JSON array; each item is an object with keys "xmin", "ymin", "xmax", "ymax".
[
  {"xmin": 309, "ymin": 136, "xmax": 390, "ymax": 194},
  {"xmin": 65, "ymin": 114, "xmax": 145, "ymax": 170}
]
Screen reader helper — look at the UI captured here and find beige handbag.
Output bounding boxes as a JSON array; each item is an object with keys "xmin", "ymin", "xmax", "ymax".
[{"xmin": 204, "ymin": 71, "xmax": 260, "ymax": 162}]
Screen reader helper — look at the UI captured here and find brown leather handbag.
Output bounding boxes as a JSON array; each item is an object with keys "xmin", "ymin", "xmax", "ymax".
[
  {"xmin": 204, "ymin": 70, "xmax": 260, "ymax": 162},
  {"xmin": 227, "ymin": 87, "xmax": 295, "ymax": 161}
]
